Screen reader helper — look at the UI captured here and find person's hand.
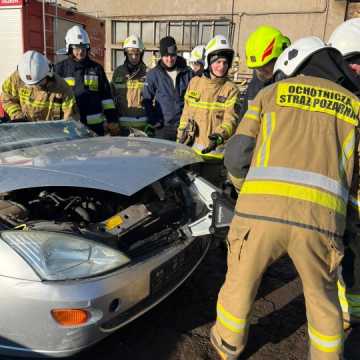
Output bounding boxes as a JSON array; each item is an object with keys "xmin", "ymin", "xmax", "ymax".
[
  {"xmin": 201, "ymin": 133, "xmax": 223, "ymax": 154},
  {"xmin": 106, "ymin": 122, "xmax": 121, "ymax": 136}
]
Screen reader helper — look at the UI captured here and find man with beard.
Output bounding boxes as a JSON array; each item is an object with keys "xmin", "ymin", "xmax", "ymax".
[{"xmin": 142, "ymin": 36, "xmax": 192, "ymax": 140}]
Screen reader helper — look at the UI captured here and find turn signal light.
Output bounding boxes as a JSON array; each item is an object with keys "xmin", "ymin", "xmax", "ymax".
[{"xmin": 51, "ymin": 308, "xmax": 90, "ymax": 326}]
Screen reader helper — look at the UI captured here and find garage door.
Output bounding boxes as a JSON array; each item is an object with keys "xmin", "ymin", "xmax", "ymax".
[{"xmin": 0, "ymin": 7, "xmax": 23, "ymax": 86}]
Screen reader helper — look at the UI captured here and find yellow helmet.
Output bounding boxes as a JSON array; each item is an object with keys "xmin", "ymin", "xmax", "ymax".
[{"xmin": 245, "ymin": 25, "xmax": 290, "ymax": 68}]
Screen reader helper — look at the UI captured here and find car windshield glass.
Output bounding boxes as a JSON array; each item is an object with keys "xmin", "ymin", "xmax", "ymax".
[{"xmin": 0, "ymin": 120, "xmax": 95, "ymax": 152}]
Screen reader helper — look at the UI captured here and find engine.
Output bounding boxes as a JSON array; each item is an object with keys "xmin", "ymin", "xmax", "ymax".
[{"xmin": 0, "ymin": 172, "xmax": 207, "ymax": 255}]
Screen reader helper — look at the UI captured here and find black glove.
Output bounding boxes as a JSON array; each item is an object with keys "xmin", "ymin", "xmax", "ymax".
[
  {"xmin": 144, "ymin": 124, "xmax": 156, "ymax": 137},
  {"xmin": 201, "ymin": 133, "xmax": 224, "ymax": 154}
]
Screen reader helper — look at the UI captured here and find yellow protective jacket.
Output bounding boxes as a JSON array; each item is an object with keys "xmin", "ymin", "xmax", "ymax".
[
  {"xmin": 111, "ymin": 62, "xmax": 147, "ymax": 128},
  {"xmin": 224, "ymin": 74, "xmax": 360, "ymax": 239},
  {"xmin": 1, "ymin": 71, "xmax": 77, "ymax": 121},
  {"xmin": 177, "ymin": 75, "xmax": 240, "ymax": 160}
]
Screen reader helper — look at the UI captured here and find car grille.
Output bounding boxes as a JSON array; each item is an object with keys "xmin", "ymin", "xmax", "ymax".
[{"xmin": 100, "ymin": 237, "xmax": 209, "ymax": 331}]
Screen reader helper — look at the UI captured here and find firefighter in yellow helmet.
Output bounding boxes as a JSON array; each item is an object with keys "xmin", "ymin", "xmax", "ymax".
[
  {"xmin": 238, "ymin": 25, "xmax": 290, "ymax": 122},
  {"xmin": 210, "ymin": 36, "xmax": 360, "ymax": 360},
  {"xmin": 177, "ymin": 35, "xmax": 240, "ymax": 187},
  {"xmin": 111, "ymin": 35, "xmax": 148, "ymax": 134},
  {"xmin": 1, "ymin": 50, "xmax": 77, "ymax": 122},
  {"xmin": 329, "ymin": 18, "xmax": 360, "ymax": 330}
]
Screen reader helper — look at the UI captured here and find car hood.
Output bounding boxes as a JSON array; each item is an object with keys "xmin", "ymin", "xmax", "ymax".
[{"xmin": 0, "ymin": 137, "xmax": 202, "ymax": 196}]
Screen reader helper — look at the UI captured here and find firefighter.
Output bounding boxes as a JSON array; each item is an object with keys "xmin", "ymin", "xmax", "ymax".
[
  {"xmin": 1, "ymin": 50, "xmax": 76, "ymax": 122},
  {"xmin": 210, "ymin": 37, "xmax": 360, "ymax": 360},
  {"xmin": 328, "ymin": 18, "xmax": 360, "ymax": 77},
  {"xmin": 329, "ymin": 18, "xmax": 360, "ymax": 330},
  {"xmin": 111, "ymin": 35, "xmax": 148, "ymax": 134},
  {"xmin": 189, "ymin": 45, "xmax": 205, "ymax": 77},
  {"xmin": 239, "ymin": 25, "xmax": 290, "ymax": 121},
  {"xmin": 55, "ymin": 25, "xmax": 119, "ymax": 136},
  {"xmin": 177, "ymin": 35, "xmax": 240, "ymax": 187}
]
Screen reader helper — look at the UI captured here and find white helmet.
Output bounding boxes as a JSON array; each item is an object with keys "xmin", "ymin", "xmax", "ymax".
[
  {"xmin": 124, "ymin": 35, "xmax": 144, "ymax": 51},
  {"xmin": 273, "ymin": 36, "xmax": 329, "ymax": 77},
  {"xmin": 190, "ymin": 45, "xmax": 205, "ymax": 65},
  {"xmin": 328, "ymin": 19, "xmax": 360, "ymax": 58},
  {"xmin": 65, "ymin": 25, "xmax": 90, "ymax": 53},
  {"xmin": 204, "ymin": 35, "xmax": 234, "ymax": 69},
  {"xmin": 18, "ymin": 50, "xmax": 50, "ymax": 85}
]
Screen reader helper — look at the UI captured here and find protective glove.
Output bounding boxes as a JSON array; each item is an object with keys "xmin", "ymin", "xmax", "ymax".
[
  {"xmin": 201, "ymin": 133, "xmax": 224, "ymax": 154},
  {"xmin": 106, "ymin": 122, "xmax": 121, "ymax": 136},
  {"xmin": 144, "ymin": 124, "xmax": 156, "ymax": 137}
]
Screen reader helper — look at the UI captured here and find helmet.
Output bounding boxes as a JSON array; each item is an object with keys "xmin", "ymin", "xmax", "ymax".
[
  {"xmin": 245, "ymin": 25, "xmax": 290, "ymax": 68},
  {"xmin": 18, "ymin": 50, "xmax": 50, "ymax": 85},
  {"xmin": 65, "ymin": 25, "xmax": 90, "ymax": 53},
  {"xmin": 273, "ymin": 36, "xmax": 329, "ymax": 78},
  {"xmin": 123, "ymin": 35, "xmax": 144, "ymax": 52},
  {"xmin": 204, "ymin": 35, "xmax": 234, "ymax": 69},
  {"xmin": 328, "ymin": 19, "xmax": 360, "ymax": 58},
  {"xmin": 190, "ymin": 45, "xmax": 205, "ymax": 65}
]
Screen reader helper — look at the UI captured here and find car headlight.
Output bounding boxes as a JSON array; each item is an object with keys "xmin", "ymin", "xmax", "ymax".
[{"xmin": 1, "ymin": 231, "xmax": 130, "ymax": 280}]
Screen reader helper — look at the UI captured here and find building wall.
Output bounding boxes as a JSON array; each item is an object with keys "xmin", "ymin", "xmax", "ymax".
[{"xmin": 76, "ymin": 0, "xmax": 349, "ymax": 76}]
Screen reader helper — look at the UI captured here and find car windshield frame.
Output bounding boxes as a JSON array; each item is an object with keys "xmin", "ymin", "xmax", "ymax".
[{"xmin": 0, "ymin": 120, "xmax": 95, "ymax": 152}]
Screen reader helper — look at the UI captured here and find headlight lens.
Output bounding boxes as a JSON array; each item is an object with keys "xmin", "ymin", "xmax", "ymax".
[{"xmin": 1, "ymin": 231, "xmax": 130, "ymax": 280}]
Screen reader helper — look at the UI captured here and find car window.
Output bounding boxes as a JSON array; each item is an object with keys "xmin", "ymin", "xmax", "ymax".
[{"xmin": 0, "ymin": 120, "xmax": 95, "ymax": 152}]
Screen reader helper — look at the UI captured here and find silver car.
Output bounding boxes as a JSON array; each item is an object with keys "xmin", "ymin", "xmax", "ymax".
[{"xmin": 0, "ymin": 120, "xmax": 226, "ymax": 358}]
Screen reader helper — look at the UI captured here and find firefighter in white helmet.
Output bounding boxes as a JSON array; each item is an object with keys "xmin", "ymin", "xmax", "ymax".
[
  {"xmin": 1, "ymin": 50, "xmax": 77, "ymax": 122},
  {"xmin": 329, "ymin": 18, "xmax": 360, "ymax": 76},
  {"xmin": 54, "ymin": 25, "xmax": 119, "ymax": 136},
  {"xmin": 210, "ymin": 36, "xmax": 360, "ymax": 360},
  {"xmin": 177, "ymin": 35, "xmax": 240, "ymax": 187},
  {"xmin": 328, "ymin": 18, "xmax": 360, "ymax": 331},
  {"xmin": 189, "ymin": 45, "xmax": 205, "ymax": 76},
  {"xmin": 111, "ymin": 35, "xmax": 148, "ymax": 134}
]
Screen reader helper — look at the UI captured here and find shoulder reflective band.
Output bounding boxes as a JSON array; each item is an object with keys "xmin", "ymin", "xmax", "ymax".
[
  {"xmin": 216, "ymin": 303, "xmax": 247, "ymax": 334},
  {"xmin": 246, "ymin": 166, "xmax": 348, "ymax": 203},
  {"xmin": 339, "ymin": 129, "xmax": 355, "ymax": 180},
  {"xmin": 64, "ymin": 77, "xmax": 75, "ymax": 87},
  {"xmin": 184, "ymin": 93, "xmax": 237, "ymax": 111},
  {"xmin": 240, "ymin": 180, "xmax": 346, "ymax": 215},
  {"xmin": 256, "ymin": 112, "xmax": 276, "ymax": 167},
  {"xmin": 276, "ymin": 83, "xmax": 359, "ymax": 126},
  {"xmin": 308, "ymin": 324, "xmax": 343, "ymax": 353},
  {"xmin": 86, "ymin": 113, "xmax": 105, "ymax": 125},
  {"xmin": 101, "ymin": 99, "xmax": 116, "ymax": 110}
]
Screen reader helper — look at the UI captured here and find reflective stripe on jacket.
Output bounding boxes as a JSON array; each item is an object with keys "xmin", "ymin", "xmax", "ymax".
[
  {"xmin": 54, "ymin": 57, "xmax": 116, "ymax": 127},
  {"xmin": 111, "ymin": 62, "xmax": 147, "ymax": 122},
  {"xmin": 225, "ymin": 75, "xmax": 360, "ymax": 237},
  {"xmin": 178, "ymin": 75, "xmax": 240, "ymax": 160},
  {"xmin": 1, "ymin": 71, "xmax": 77, "ymax": 121}
]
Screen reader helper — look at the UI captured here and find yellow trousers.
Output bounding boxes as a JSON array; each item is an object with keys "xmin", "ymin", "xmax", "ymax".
[{"xmin": 212, "ymin": 215, "xmax": 344, "ymax": 360}]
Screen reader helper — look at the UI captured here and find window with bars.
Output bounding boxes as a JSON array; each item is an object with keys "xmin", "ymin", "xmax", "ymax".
[{"xmin": 112, "ymin": 19, "xmax": 233, "ymax": 48}]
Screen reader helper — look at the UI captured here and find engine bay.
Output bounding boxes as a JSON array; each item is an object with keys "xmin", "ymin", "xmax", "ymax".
[{"xmin": 0, "ymin": 171, "xmax": 208, "ymax": 257}]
